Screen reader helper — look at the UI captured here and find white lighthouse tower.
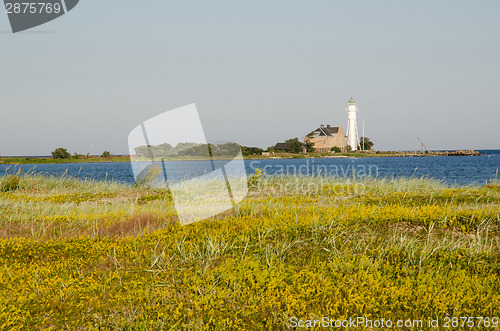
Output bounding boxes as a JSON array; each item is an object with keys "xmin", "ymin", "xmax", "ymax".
[{"xmin": 346, "ymin": 97, "xmax": 359, "ymax": 151}]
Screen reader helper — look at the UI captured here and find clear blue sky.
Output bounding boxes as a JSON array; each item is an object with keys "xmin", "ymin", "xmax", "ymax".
[{"xmin": 1, "ymin": 0, "xmax": 499, "ymax": 156}]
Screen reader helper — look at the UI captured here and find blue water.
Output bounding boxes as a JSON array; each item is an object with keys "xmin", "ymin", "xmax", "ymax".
[{"xmin": 1, "ymin": 150, "xmax": 499, "ymax": 186}]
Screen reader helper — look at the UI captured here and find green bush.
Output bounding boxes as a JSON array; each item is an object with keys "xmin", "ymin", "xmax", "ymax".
[
  {"xmin": 1, "ymin": 175, "xmax": 20, "ymax": 192},
  {"xmin": 247, "ymin": 168, "xmax": 264, "ymax": 188},
  {"xmin": 241, "ymin": 146, "xmax": 263, "ymax": 156},
  {"xmin": 51, "ymin": 148, "xmax": 71, "ymax": 159},
  {"xmin": 330, "ymin": 146, "xmax": 342, "ymax": 153}
]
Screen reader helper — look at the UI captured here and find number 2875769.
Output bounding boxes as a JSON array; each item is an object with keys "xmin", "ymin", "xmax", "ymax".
[{"xmin": 5, "ymin": 2, "xmax": 62, "ymax": 14}]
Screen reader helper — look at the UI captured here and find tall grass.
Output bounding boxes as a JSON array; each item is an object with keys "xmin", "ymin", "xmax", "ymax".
[{"xmin": 0, "ymin": 173, "xmax": 499, "ymax": 329}]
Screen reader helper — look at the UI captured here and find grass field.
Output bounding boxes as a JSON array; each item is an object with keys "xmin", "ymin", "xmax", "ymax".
[
  {"xmin": 0, "ymin": 172, "xmax": 499, "ymax": 330},
  {"xmin": 0, "ymin": 155, "xmax": 131, "ymax": 165}
]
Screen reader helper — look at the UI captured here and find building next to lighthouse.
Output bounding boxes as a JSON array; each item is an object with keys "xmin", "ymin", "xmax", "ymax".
[
  {"xmin": 304, "ymin": 124, "xmax": 347, "ymax": 152},
  {"xmin": 303, "ymin": 97, "xmax": 359, "ymax": 152}
]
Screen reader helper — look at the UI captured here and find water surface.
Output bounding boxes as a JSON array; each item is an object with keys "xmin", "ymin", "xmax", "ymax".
[{"xmin": 1, "ymin": 149, "xmax": 499, "ymax": 186}]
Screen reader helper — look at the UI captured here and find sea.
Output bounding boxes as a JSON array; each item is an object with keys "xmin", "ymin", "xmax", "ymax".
[{"xmin": 1, "ymin": 150, "xmax": 499, "ymax": 187}]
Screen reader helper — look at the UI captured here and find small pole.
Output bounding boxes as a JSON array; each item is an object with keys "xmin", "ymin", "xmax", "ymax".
[{"xmin": 362, "ymin": 118, "xmax": 365, "ymax": 150}]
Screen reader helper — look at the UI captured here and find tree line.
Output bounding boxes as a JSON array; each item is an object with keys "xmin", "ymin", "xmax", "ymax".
[
  {"xmin": 51, "ymin": 148, "xmax": 112, "ymax": 159},
  {"xmin": 50, "ymin": 136, "xmax": 374, "ymax": 160},
  {"xmin": 134, "ymin": 142, "xmax": 248, "ymax": 158}
]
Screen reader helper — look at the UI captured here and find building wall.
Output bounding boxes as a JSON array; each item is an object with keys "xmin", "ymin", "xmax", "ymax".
[{"xmin": 304, "ymin": 126, "xmax": 347, "ymax": 152}]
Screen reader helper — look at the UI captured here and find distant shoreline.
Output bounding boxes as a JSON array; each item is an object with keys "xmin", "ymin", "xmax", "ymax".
[
  {"xmin": 0, "ymin": 155, "xmax": 131, "ymax": 165},
  {"xmin": 0, "ymin": 149, "xmax": 484, "ymax": 165}
]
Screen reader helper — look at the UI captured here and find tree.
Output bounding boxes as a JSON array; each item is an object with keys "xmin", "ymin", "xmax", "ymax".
[
  {"xmin": 304, "ymin": 141, "xmax": 315, "ymax": 153},
  {"xmin": 214, "ymin": 142, "xmax": 242, "ymax": 156},
  {"xmin": 102, "ymin": 151, "xmax": 112, "ymax": 158},
  {"xmin": 134, "ymin": 145, "xmax": 151, "ymax": 157},
  {"xmin": 174, "ymin": 142, "xmax": 199, "ymax": 154},
  {"xmin": 285, "ymin": 138, "xmax": 304, "ymax": 153},
  {"xmin": 177, "ymin": 144, "xmax": 210, "ymax": 157},
  {"xmin": 51, "ymin": 148, "xmax": 71, "ymax": 159},
  {"xmin": 359, "ymin": 137, "xmax": 374, "ymax": 150},
  {"xmin": 153, "ymin": 143, "xmax": 175, "ymax": 157}
]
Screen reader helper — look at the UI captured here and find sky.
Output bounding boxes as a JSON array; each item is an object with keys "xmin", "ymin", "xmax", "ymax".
[{"xmin": 1, "ymin": 0, "xmax": 499, "ymax": 156}]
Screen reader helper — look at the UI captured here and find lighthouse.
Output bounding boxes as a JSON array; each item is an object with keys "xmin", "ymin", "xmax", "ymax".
[{"xmin": 346, "ymin": 97, "xmax": 359, "ymax": 151}]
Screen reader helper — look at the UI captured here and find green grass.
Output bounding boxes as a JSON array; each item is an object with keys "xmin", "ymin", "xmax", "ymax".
[
  {"xmin": 0, "ymin": 155, "xmax": 131, "ymax": 164},
  {"xmin": 0, "ymin": 173, "xmax": 499, "ymax": 329}
]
